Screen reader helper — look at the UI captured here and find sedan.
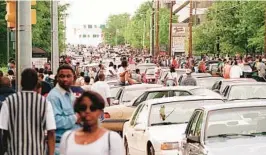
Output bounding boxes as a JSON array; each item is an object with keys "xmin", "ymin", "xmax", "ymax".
[
  {"xmin": 123, "ymin": 96, "xmax": 224, "ymax": 155},
  {"xmin": 180, "ymin": 102, "xmax": 266, "ymax": 155},
  {"xmin": 221, "ymin": 82, "xmax": 266, "ymax": 102}
]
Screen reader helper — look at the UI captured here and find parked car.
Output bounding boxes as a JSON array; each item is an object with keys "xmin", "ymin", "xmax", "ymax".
[
  {"xmin": 180, "ymin": 102, "xmax": 266, "ymax": 155},
  {"xmin": 136, "ymin": 63, "xmax": 156, "ymax": 74},
  {"xmin": 101, "ymin": 84, "xmax": 162, "ymax": 133},
  {"xmin": 142, "ymin": 68, "xmax": 156, "ymax": 84},
  {"xmin": 123, "ymin": 96, "xmax": 224, "ymax": 155},
  {"xmin": 221, "ymin": 82, "xmax": 266, "ymax": 102},
  {"xmin": 177, "ymin": 73, "xmax": 212, "ymax": 85},
  {"xmin": 211, "ymin": 78, "xmax": 257, "ymax": 94}
]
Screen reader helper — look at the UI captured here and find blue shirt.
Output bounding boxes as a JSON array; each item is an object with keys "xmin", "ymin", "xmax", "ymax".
[{"xmin": 47, "ymin": 84, "xmax": 76, "ymax": 142}]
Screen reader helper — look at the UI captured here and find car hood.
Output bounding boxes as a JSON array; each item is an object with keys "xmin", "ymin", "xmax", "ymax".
[
  {"xmin": 148, "ymin": 124, "xmax": 187, "ymax": 142},
  {"xmin": 205, "ymin": 137, "xmax": 266, "ymax": 155},
  {"xmin": 104, "ymin": 105, "xmax": 135, "ymax": 119}
]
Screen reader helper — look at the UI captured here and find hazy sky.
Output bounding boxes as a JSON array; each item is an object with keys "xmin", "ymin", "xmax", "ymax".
[{"xmin": 65, "ymin": 0, "xmax": 148, "ymax": 25}]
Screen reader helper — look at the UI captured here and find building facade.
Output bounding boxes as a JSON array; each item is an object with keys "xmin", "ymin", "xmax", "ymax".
[{"xmin": 69, "ymin": 24, "xmax": 105, "ymax": 46}]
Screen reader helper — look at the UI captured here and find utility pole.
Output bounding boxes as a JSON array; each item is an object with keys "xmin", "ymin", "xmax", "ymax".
[
  {"xmin": 188, "ymin": 0, "xmax": 193, "ymax": 58},
  {"xmin": 264, "ymin": 2, "xmax": 266, "ymax": 57},
  {"xmin": 51, "ymin": 0, "xmax": 59, "ymax": 73},
  {"xmin": 156, "ymin": 0, "xmax": 160, "ymax": 56},
  {"xmin": 168, "ymin": 1, "xmax": 174, "ymax": 56},
  {"xmin": 16, "ymin": 0, "xmax": 32, "ymax": 91},
  {"xmin": 151, "ymin": 0, "xmax": 155, "ymax": 56},
  {"xmin": 143, "ymin": 19, "xmax": 146, "ymax": 48},
  {"xmin": 7, "ymin": 27, "xmax": 9, "ymax": 63}
]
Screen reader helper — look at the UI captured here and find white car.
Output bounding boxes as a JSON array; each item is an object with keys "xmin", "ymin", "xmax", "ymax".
[
  {"xmin": 123, "ymin": 96, "xmax": 224, "ymax": 155},
  {"xmin": 180, "ymin": 102, "xmax": 266, "ymax": 155}
]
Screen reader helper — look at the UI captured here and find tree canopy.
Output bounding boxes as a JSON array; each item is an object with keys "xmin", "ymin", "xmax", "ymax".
[{"xmin": 193, "ymin": 1, "xmax": 265, "ymax": 56}]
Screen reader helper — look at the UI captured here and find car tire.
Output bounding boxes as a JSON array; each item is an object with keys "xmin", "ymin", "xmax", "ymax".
[
  {"xmin": 124, "ymin": 138, "xmax": 130, "ymax": 155},
  {"xmin": 148, "ymin": 145, "xmax": 155, "ymax": 155}
]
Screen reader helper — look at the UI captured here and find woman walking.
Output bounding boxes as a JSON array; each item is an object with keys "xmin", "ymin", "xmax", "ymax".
[{"xmin": 60, "ymin": 91, "xmax": 124, "ymax": 155}]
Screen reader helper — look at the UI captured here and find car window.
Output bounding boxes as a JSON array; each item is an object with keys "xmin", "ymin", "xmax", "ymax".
[
  {"xmin": 115, "ymin": 88, "xmax": 123, "ymax": 100},
  {"xmin": 146, "ymin": 91, "xmax": 169, "ymax": 100},
  {"xmin": 130, "ymin": 104, "xmax": 144, "ymax": 126},
  {"xmin": 194, "ymin": 112, "xmax": 204, "ymax": 137},
  {"xmin": 223, "ymin": 86, "xmax": 229, "ymax": 97},
  {"xmin": 133, "ymin": 93, "xmax": 147, "ymax": 107},
  {"xmin": 135, "ymin": 105, "xmax": 149, "ymax": 126},
  {"xmin": 174, "ymin": 91, "xmax": 191, "ymax": 96},
  {"xmin": 187, "ymin": 111, "xmax": 201, "ymax": 136}
]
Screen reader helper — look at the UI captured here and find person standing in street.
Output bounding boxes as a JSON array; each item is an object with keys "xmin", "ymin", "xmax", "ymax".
[
  {"xmin": 257, "ymin": 58, "xmax": 266, "ymax": 82},
  {"xmin": 180, "ymin": 69, "xmax": 197, "ymax": 86},
  {"xmin": 0, "ymin": 76, "xmax": 16, "ymax": 102},
  {"xmin": 230, "ymin": 61, "xmax": 243, "ymax": 79},
  {"xmin": 59, "ymin": 91, "xmax": 124, "ymax": 155},
  {"xmin": 0, "ymin": 68, "xmax": 56, "ymax": 155},
  {"xmin": 47, "ymin": 65, "xmax": 81, "ymax": 155},
  {"xmin": 91, "ymin": 73, "xmax": 111, "ymax": 107}
]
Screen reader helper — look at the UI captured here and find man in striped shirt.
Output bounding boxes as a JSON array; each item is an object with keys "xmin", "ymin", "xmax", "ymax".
[{"xmin": 0, "ymin": 68, "xmax": 56, "ymax": 155}]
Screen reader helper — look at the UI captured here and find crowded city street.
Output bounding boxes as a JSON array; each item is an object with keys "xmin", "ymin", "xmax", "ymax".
[{"xmin": 1, "ymin": 0, "xmax": 266, "ymax": 155}]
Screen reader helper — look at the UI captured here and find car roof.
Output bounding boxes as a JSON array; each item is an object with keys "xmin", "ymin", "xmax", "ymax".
[
  {"xmin": 199, "ymin": 101, "xmax": 266, "ymax": 111},
  {"xmin": 142, "ymin": 95, "xmax": 224, "ymax": 106},
  {"xmin": 220, "ymin": 78, "xmax": 256, "ymax": 82},
  {"xmin": 226, "ymin": 82, "xmax": 265, "ymax": 86},
  {"xmin": 145, "ymin": 86, "xmax": 200, "ymax": 91},
  {"xmin": 124, "ymin": 84, "xmax": 162, "ymax": 91},
  {"xmin": 137, "ymin": 63, "xmax": 156, "ymax": 66}
]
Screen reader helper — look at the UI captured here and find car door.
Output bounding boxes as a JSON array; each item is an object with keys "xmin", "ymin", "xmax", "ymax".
[
  {"xmin": 126, "ymin": 104, "xmax": 145, "ymax": 155},
  {"xmin": 185, "ymin": 111, "xmax": 205, "ymax": 155},
  {"xmin": 133, "ymin": 105, "xmax": 149, "ymax": 155},
  {"xmin": 181, "ymin": 110, "xmax": 201, "ymax": 155}
]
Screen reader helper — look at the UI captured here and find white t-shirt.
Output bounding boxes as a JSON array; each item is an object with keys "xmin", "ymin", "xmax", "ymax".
[
  {"xmin": 60, "ymin": 131, "xmax": 124, "ymax": 155},
  {"xmin": 167, "ymin": 72, "xmax": 178, "ymax": 80},
  {"xmin": 0, "ymin": 101, "xmax": 56, "ymax": 131},
  {"xmin": 108, "ymin": 67, "xmax": 116, "ymax": 76},
  {"xmin": 230, "ymin": 65, "xmax": 243, "ymax": 79},
  {"xmin": 91, "ymin": 81, "xmax": 111, "ymax": 105},
  {"xmin": 81, "ymin": 85, "xmax": 91, "ymax": 91}
]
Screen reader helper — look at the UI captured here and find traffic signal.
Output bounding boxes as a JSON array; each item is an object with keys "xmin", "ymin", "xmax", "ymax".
[
  {"xmin": 5, "ymin": 0, "xmax": 16, "ymax": 28},
  {"xmin": 5, "ymin": 0, "xmax": 37, "ymax": 28}
]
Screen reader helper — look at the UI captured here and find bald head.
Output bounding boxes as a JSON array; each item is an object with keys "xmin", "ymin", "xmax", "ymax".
[{"xmin": 0, "ymin": 76, "xmax": 11, "ymax": 88}]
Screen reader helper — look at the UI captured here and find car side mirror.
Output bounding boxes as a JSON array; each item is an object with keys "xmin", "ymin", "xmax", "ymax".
[
  {"xmin": 113, "ymin": 100, "xmax": 119, "ymax": 105},
  {"xmin": 134, "ymin": 123, "xmax": 146, "ymax": 131},
  {"xmin": 187, "ymin": 136, "xmax": 200, "ymax": 144}
]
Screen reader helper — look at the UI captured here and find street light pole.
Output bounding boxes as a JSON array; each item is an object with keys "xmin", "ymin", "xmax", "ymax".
[
  {"xmin": 51, "ymin": 0, "xmax": 59, "ymax": 73},
  {"xmin": 151, "ymin": 0, "xmax": 155, "ymax": 56},
  {"xmin": 156, "ymin": 0, "xmax": 160, "ymax": 56},
  {"xmin": 7, "ymin": 27, "xmax": 9, "ymax": 63},
  {"xmin": 143, "ymin": 19, "xmax": 146, "ymax": 49},
  {"xmin": 188, "ymin": 0, "xmax": 193, "ymax": 58},
  {"xmin": 168, "ymin": 1, "xmax": 174, "ymax": 56}
]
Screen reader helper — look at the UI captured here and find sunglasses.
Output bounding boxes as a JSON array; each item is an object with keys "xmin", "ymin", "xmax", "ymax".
[{"xmin": 78, "ymin": 104, "xmax": 98, "ymax": 112}]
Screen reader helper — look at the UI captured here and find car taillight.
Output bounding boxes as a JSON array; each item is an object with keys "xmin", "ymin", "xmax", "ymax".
[{"xmin": 104, "ymin": 112, "xmax": 110, "ymax": 118}]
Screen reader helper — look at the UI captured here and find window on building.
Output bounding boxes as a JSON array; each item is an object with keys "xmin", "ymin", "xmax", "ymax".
[
  {"xmin": 83, "ymin": 25, "xmax": 86, "ymax": 29},
  {"xmin": 94, "ymin": 25, "xmax": 97, "ymax": 28},
  {"xmin": 88, "ymin": 25, "xmax": 92, "ymax": 28},
  {"xmin": 79, "ymin": 35, "xmax": 82, "ymax": 38},
  {"xmin": 100, "ymin": 25, "xmax": 105, "ymax": 29},
  {"xmin": 87, "ymin": 35, "xmax": 90, "ymax": 38},
  {"xmin": 83, "ymin": 34, "xmax": 86, "ymax": 38}
]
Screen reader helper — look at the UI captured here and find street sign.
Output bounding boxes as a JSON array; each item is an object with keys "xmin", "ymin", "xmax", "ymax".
[{"xmin": 171, "ymin": 23, "xmax": 188, "ymax": 55}]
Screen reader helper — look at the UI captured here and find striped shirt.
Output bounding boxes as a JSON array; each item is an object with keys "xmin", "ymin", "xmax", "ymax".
[{"xmin": 0, "ymin": 91, "xmax": 56, "ymax": 155}]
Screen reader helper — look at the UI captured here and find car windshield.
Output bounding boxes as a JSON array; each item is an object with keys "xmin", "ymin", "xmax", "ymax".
[
  {"xmin": 149, "ymin": 100, "xmax": 223, "ymax": 126},
  {"xmin": 228, "ymin": 85, "xmax": 266, "ymax": 100},
  {"xmin": 206, "ymin": 107, "xmax": 266, "ymax": 142},
  {"xmin": 221, "ymin": 80, "xmax": 255, "ymax": 92},
  {"xmin": 197, "ymin": 78, "xmax": 222, "ymax": 89},
  {"xmin": 111, "ymin": 87, "xmax": 120, "ymax": 98},
  {"xmin": 122, "ymin": 90, "xmax": 145, "ymax": 103}
]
